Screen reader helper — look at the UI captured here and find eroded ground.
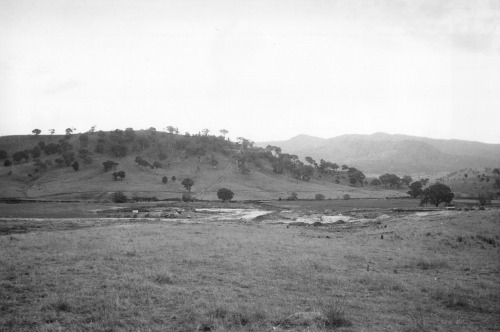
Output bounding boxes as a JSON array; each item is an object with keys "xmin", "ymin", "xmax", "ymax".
[{"xmin": 0, "ymin": 202, "xmax": 499, "ymax": 331}]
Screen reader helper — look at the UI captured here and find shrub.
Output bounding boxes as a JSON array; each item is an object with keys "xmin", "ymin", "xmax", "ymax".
[
  {"xmin": 112, "ymin": 191, "xmax": 127, "ymax": 203},
  {"xmin": 72, "ymin": 161, "xmax": 79, "ymax": 171},
  {"xmin": 162, "ymin": 176, "xmax": 168, "ymax": 184},
  {"xmin": 3, "ymin": 159, "xmax": 11, "ymax": 167},
  {"xmin": 217, "ymin": 188, "xmax": 234, "ymax": 202},
  {"xmin": 322, "ymin": 297, "xmax": 352, "ymax": 329},
  {"xmin": 287, "ymin": 192, "xmax": 298, "ymax": 201},
  {"xmin": 182, "ymin": 193, "xmax": 191, "ymax": 202},
  {"xmin": 315, "ymin": 193, "xmax": 325, "ymax": 200},
  {"xmin": 343, "ymin": 194, "xmax": 351, "ymax": 200}
]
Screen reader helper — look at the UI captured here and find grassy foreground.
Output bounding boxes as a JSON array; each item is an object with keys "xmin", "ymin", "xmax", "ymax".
[{"xmin": 1, "ymin": 209, "xmax": 499, "ymax": 331}]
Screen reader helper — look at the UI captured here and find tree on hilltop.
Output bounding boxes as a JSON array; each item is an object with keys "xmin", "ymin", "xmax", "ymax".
[
  {"xmin": 32, "ymin": 129, "xmax": 41, "ymax": 136},
  {"xmin": 219, "ymin": 129, "xmax": 228, "ymax": 139}
]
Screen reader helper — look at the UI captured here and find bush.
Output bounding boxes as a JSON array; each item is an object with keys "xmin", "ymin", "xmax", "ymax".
[
  {"xmin": 162, "ymin": 176, "xmax": 168, "ymax": 184},
  {"xmin": 217, "ymin": 188, "xmax": 234, "ymax": 202},
  {"xmin": 182, "ymin": 193, "xmax": 191, "ymax": 202},
  {"xmin": 343, "ymin": 194, "xmax": 351, "ymax": 200},
  {"xmin": 3, "ymin": 159, "xmax": 12, "ymax": 167},
  {"xmin": 315, "ymin": 193, "xmax": 325, "ymax": 200},
  {"xmin": 287, "ymin": 192, "xmax": 298, "ymax": 201},
  {"xmin": 112, "ymin": 191, "xmax": 127, "ymax": 203},
  {"xmin": 72, "ymin": 161, "xmax": 79, "ymax": 171}
]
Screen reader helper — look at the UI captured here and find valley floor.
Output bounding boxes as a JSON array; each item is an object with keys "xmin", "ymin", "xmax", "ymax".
[{"xmin": 0, "ymin": 202, "xmax": 499, "ymax": 331}]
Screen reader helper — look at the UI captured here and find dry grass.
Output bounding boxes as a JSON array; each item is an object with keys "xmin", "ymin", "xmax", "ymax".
[{"xmin": 1, "ymin": 207, "xmax": 499, "ymax": 331}]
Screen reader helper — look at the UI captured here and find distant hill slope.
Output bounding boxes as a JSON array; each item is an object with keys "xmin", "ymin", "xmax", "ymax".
[
  {"xmin": 0, "ymin": 130, "xmax": 405, "ymax": 201},
  {"xmin": 258, "ymin": 133, "xmax": 500, "ymax": 175}
]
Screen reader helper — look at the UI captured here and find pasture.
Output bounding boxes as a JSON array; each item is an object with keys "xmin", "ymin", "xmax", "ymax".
[{"xmin": 1, "ymin": 200, "xmax": 499, "ymax": 331}]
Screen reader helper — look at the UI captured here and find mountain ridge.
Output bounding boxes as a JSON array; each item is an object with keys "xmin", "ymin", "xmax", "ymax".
[{"xmin": 257, "ymin": 132, "xmax": 500, "ymax": 175}]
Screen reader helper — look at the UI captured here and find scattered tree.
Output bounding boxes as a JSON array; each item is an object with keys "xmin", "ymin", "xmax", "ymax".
[
  {"xmin": 65, "ymin": 128, "xmax": 73, "ymax": 136},
  {"xmin": 219, "ymin": 129, "xmax": 228, "ymax": 139},
  {"xmin": 407, "ymin": 181, "xmax": 423, "ymax": 198},
  {"xmin": 79, "ymin": 134, "xmax": 89, "ymax": 148},
  {"xmin": 421, "ymin": 183, "xmax": 454, "ymax": 207},
  {"xmin": 343, "ymin": 194, "xmax": 351, "ymax": 200},
  {"xmin": 103, "ymin": 160, "xmax": 119, "ymax": 172},
  {"xmin": 370, "ymin": 178, "xmax": 381, "ymax": 186},
  {"xmin": 12, "ymin": 151, "xmax": 29, "ymax": 163},
  {"xmin": 181, "ymin": 178, "xmax": 194, "ymax": 193},
  {"xmin": 401, "ymin": 175, "xmax": 413, "ymax": 187},
  {"xmin": 287, "ymin": 192, "xmax": 298, "ymax": 201},
  {"xmin": 4, "ymin": 160, "xmax": 12, "ymax": 167},
  {"xmin": 32, "ymin": 129, "xmax": 41, "ymax": 136},
  {"xmin": 49, "ymin": 129, "xmax": 55, "ymax": 137},
  {"xmin": 72, "ymin": 161, "xmax": 79, "ymax": 171},
  {"xmin": 30, "ymin": 146, "xmax": 41, "ymax": 159},
  {"xmin": 171, "ymin": 176, "xmax": 176, "ymax": 182},
  {"xmin": 166, "ymin": 126, "xmax": 178, "ymax": 134},
  {"xmin": 493, "ymin": 168, "xmax": 500, "ymax": 175},
  {"xmin": 217, "ymin": 188, "xmax": 234, "ymax": 202},
  {"xmin": 162, "ymin": 176, "xmax": 168, "ymax": 184}
]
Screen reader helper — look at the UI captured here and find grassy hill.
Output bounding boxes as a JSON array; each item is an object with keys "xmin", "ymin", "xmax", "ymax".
[
  {"xmin": 0, "ymin": 129, "xmax": 406, "ymax": 201},
  {"xmin": 437, "ymin": 168, "xmax": 500, "ymax": 199}
]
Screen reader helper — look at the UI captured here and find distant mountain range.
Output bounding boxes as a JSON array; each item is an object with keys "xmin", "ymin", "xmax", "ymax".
[{"xmin": 257, "ymin": 133, "xmax": 500, "ymax": 176}]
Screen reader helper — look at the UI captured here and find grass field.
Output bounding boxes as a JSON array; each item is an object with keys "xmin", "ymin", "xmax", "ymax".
[{"xmin": 1, "ymin": 201, "xmax": 499, "ymax": 331}]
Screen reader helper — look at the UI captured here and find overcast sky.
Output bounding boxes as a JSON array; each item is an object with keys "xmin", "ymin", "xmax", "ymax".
[{"xmin": 1, "ymin": 0, "xmax": 499, "ymax": 143}]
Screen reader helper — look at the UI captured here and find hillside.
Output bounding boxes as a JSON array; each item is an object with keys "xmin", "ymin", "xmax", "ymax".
[
  {"xmin": 258, "ymin": 133, "xmax": 500, "ymax": 176},
  {"xmin": 0, "ymin": 129, "xmax": 406, "ymax": 201}
]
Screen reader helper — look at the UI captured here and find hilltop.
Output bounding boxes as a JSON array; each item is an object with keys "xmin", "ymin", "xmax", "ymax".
[
  {"xmin": 258, "ymin": 133, "xmax": 500, "ymax": 176},
  {"xmin": 0, "ymin": 129, "xmax": 406, "ymax": 201}
]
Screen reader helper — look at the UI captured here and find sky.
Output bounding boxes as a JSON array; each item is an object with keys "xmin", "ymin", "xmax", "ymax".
[{"xmin": 1, "ymin": 0, "xmax": 499, "ymax": 143}]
